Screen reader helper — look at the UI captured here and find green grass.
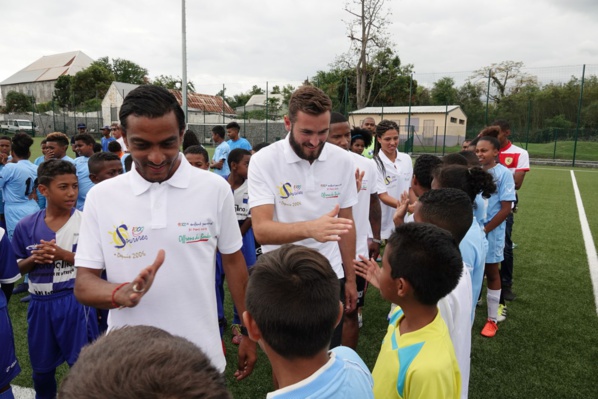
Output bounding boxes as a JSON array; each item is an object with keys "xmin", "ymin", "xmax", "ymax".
[{"xmin": 6, "ymin": 152, "xmax": 598, "ymax": 397}]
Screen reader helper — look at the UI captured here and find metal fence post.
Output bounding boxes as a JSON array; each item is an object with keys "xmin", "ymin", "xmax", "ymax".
[
  {"xmin": 443, "ymin": 103, "xmax": 449, "ymax": 155},
  {"xmin": 485, "ymin": 69, "xmax": 491, "ymax": 125},
  {"xmin": 553, "ymin": 128, "xmax": 558, "ymax": 160},
  {"xmin": 525, "ymin": 99, "xmax": 531, "ymax": 150},
  {"xmin": 573, "ymin": 64, "xmax": 586, "ymax": 167},
  {"xmin": 266, "ymin": 81, "xmax": 269, "ymax": 143}
]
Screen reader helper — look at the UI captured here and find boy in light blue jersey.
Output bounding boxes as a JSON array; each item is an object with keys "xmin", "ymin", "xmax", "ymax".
[
  {"xmin": 0, "ymin": 136, "xmax": 12, "ymax": 230},
  {"xmin": 244, "ymin": 244, "xmax": 373, "ymax": 399},
  {"xmin": 226, "ymin": 122, "xmax": 252, "ymax": 151},
  {"xmin": 12, "ymin": 160, "xmax": 99, "ymax": 399},
  {"xmin": 210, "ymin": 125, "xmax": 230, "ymax": 177},
  {"xmin": 72, "ymin": 134, "xmax": 96, "ymax": 210}
]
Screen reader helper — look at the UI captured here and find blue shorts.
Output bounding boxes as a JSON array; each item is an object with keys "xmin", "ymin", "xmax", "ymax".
[
  {"xmin": 485, "ymin": 222, "xmax": 506, "ymax": 264},
  {"xmin": 27, "ymin": 290, "xmax": 99, "ymax": 372},
  {"xmin": 0, "ymin": 306, "xmax": 20, "ymax": 387}
]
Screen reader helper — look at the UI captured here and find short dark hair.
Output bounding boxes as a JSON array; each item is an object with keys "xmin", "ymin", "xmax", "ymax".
[
  {"xmin": 124, "ymin": 155, "xmax": 134, "ymax": 172},
  {"xmin": 108, "ymin": 141, "xmax": 122, "ymax": 153},
  {"xmin": 457, "ymin": 150, "xmax": 480, "ymax": 167},
  {"xmin": 413, "ymin": 154, "xmax": 443, "ymax": 190},
  {"xmin": 58, "ymin": 326, "xmax": 231, "ymax": 399},
  {"xmin": 212, "ymin": 125, "xmax": 225, "ymax": 139},
  {"xmin": 246, "ymin": 244, "xmax": 340, "ymax": 359},
  {"xmin": 88, "ymin": 152, "xmax": 121, "ymax": 175},
  {"xmin": 0, "ymin": 135, "xmax": 11, "ymax": 142},
  {"xmin": 479, "ymin": 126, "xmax": 500, "ymax": 139},
  {"xmin": 11, "ymin": 132, "xmax": 33, "ymax": 158},
  {"xmin": 182, "ymin": 130, "xmax": 200, "ymax": 151},
  {"xmin": 73, "ymin": 133, "xmax": 95, "ymax": 146},
  {"xmin": 46, "ymin": 132, "xmax": 69, "ymax": 147},
  {"xmin": 350, "ymin": 127, "xmax": 373, "ymax": 149},
  {"xmin": 119, "ymin": 85, "xmax": 186, "ymax": 133},
  {"xmin": 288, "ymin": 85, "xmax": 332, "ymax": 123},
  {"xmin": 252, "ymin": 142, "xmax": 270, "ymax": 152},
  {"xmin": 442, "ymin": 153, "xmax": 468, "ymax": 167},
  {"xmin": 418, "ymin": 189, "xmax": 473, "ymax": 243},
  {"xmin": 37, "ymin": 159, "xmax": 76, "ymax": 186},
  {"xmin": 491, "ymin": 119, "xmax": 510, "ymax": 132},
  {"xmin": 226, "ymin": 121, "xmax": 240, "ymax": 131},
  {"xmin": 478, "ymin": 135, "xmax": 501, "ymax": 150},
  {"xmin": 183, "ymin": 145, "xmax": 209, "ymax": 161},
  {"xmin": 227, "ymin": 148, "xmax": 251, "ymax": 169},
  {"xmin": 433, "ymin": 165, "xmax": 496, "ymax": 203},
  {"xmin": 387, "ymin": 223, "xmax": 462, "ymax": 306},
  {"xmin": 330, "ymin": 112, "xmax": 347, "ymax": 124}
]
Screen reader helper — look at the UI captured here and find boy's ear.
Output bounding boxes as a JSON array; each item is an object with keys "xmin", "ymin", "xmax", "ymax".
[
  {"xmin": 242, "ymin": 311, "xmax": 262, "ymax": 343},
  {"xmin": 395, "ymin": 277, "xmax": 411, "ymax": 298},
  {"xmin": 89, "ymin": 174, "xmax": 100, "ymax": 185},
  {"xmin": 37, "ymin": 183, "xmax": 49, "ymax": 197}
]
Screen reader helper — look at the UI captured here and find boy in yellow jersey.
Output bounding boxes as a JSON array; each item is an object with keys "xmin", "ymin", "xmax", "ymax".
[{"xmin": 355, "ymin": 223, "xmax": 462, "ymax": 399}]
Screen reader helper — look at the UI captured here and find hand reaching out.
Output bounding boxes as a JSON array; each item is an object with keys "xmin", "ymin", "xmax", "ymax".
[
  {"xmin": 353, "ymin": 254, "xmax": 382, "ymax": 290},
  {"xmin": 308, "ymin": 204, "xmax": 353, "ymax": 243}
]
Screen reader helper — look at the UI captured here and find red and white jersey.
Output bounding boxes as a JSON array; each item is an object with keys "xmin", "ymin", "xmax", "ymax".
[{"xmin": 499, "ymin": 141, "xmax": 530, "ymax": 174}]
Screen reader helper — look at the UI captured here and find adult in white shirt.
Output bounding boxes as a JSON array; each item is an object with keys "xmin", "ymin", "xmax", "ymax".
[
  {"xmin": 327, "ymin": 112, "xmax": 381, "ymax": 349},
  {"xmin": 249, "ymin": 86, "xmax": 358, "ymax": 348},
  {"xmin": 110, "ymin": 122, "xmax": 128, "ymax": 152},
  {"xmin": 73, "ymin": 85, "xmax": 257, "ymax": 379},
  {"xmin": 373, "ymin": 120, "xmax": 413, "ymax": 240}
]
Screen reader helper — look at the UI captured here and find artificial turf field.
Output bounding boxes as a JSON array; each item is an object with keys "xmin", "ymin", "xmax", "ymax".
[{"xmin": 6, "ymin": 151, "xmax": 598, "ymax": 397}]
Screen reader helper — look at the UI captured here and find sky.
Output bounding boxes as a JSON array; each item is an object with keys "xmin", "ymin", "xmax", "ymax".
[{"xmin": 1, "ymin": 0, "xmax": 597, "ymax": 97}]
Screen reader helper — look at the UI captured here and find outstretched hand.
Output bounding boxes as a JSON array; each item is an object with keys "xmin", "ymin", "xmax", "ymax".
[
  {"xmin": 355, "ymin": 168, "xmax": 365, "ymax": 193},
  {"xmin": 353, "ymin": 254, "xmax": 382, "ymax": 290},
  {"xmin": 392, "ymin": 190, "xmax": 411, "ymax": 227},
  {"xmin": 114, "ymin": 250, "xmax": 165, "ymax": 308},
  {"xmin": 308, "ymin": 204, "xmax": 353, "ymax": 243}
]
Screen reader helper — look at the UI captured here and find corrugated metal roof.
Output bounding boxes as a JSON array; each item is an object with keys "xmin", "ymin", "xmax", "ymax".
[
  {"xmin": 350, "ymin": 105, "xmax": 461, "ymax": 115},
  {"xmin": 0, "ymin": 51, "xmax": 94, "ymax": 85},
  {"xmin": 245, "ymin": 93, "xmax": 284, "ymax": 107},
  {"xmin": 169, "ymin": 90, "xmax": 235, "ymax": 114}
]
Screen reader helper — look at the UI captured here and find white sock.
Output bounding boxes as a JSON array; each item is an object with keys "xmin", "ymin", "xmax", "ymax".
[{"xmin": 487, "ymin": 289, "xmax": 501, "ymax": 322}]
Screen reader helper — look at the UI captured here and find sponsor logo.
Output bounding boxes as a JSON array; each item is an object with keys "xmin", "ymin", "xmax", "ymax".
[
  {"xmin": 505, "ymin": 156, "xmax": 514, "ymax": 166},
  {"xmin": 179, "ymin": 233, "xmax": 212, "ymax": 244},
  {"xmin": 177, "ymin": 220, "xmax": 214, "ymax": 244},
  {"xmin": 109, "ymin": 224, "xmax": 149, "ymax": 250},
  {"xmin": 277, "ymin": 182, "xmax": 303, "ymax": 199}
]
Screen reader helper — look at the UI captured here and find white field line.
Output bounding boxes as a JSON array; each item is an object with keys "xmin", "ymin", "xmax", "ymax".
[
  {"xmin": 12, "ymin": 385, "xmax": 35, "ymax": 399},
  {"xmin": 570, "ymin": 170, "xmax": 598, "ymax": 316},
  {"xmin": 533, "ymin": 167, "xmax": 598, "ymax": 173}
]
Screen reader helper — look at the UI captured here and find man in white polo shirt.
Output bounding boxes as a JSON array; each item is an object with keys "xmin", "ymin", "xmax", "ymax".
[
  {"xmin": 73, "ymin": 85, "xmax": 256, "ymax": 379},
  {"xmin": 327, "ymin": 112, "xmax": 381, "ymax": 349},
  {"xmin": 248, "ymin": 86, "xmax": 358, "ymax": 348}
]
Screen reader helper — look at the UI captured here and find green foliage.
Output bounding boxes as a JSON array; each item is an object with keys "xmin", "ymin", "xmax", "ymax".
[
  {"xmin": 95, "ymin": 57, "xmax": 148, "ymax": 85},
  {"xmin": 5, "ymin": 91, "xmax": 32, "ymax": 112},
  {"xmin": 53, "ymin": 75, "xmax": 72, "ymax": 108},
  {"xmin": 431, "ymin": 77, "xmax": 458, "ymax": 105},
  {"xmin": 153, "ymin": 75, "xmax": 196, "ymax": 92},
  {"xmin": 35, "ymin": 101, "xmax": 53, "ymax": 113},
  {"xmin": 71, "ymin": 63, "xmax": 114, "ymax": 107}
]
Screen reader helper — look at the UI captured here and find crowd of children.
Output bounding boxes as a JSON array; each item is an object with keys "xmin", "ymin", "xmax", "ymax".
[{"xmin": 0, "ymin": 97, "xmax": 527, "ymax": 398}]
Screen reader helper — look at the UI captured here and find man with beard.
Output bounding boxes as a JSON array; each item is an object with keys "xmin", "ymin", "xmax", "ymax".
[{"xmin": 248, "ymin": 85, "xmax": 358, "ymax": 349}]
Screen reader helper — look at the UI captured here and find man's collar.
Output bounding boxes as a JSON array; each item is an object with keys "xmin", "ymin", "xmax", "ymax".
[
  {"xmin": 500, "ymin": 141, "xmax": 512, "ymax": 152},
  {"xmin": 129, "ymin": 153, "xmax": 189, "ymax": 196}
]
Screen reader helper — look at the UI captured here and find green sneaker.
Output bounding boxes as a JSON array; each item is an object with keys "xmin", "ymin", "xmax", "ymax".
[{"xmin": 497, "ymin": 304, "xmax": 507, "ymax": 322}]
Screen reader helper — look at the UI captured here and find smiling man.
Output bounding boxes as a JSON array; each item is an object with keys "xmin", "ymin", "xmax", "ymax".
[
  {"xmin": 73, "ymin": 85, "xmax": 257, "ymax": 380},
  {"xmin": 248, "ymin": 85, "xmax": 358, "ymax": 350}
]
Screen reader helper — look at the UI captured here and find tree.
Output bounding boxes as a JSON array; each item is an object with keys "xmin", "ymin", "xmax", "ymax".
[
  {"xmin": 71, "ymin": 63, "xmax": 114, "ymax": 107},
  {"xmin": 469, "ymin": 61, "xmax": 537, "ymax": 104},
  {"xmin": 5, "ymin": 91, "xmax": 32, "ymax": 112},
  {"xmin": 344, "ymin": 0, "xmax": 392, "ymax": 108},
  {"xmin": 153, "ymin": 75, "xmax": 196, "ymax": 92},
  {"xmin": 95, "ymin": 57, "xmax": 149, "ymax": 85},
  {"xmin": 431, "ymin": 77, "xmax": 458, "ymax": 105},
  {"xmin": 53, "ymin": 75, "xmax": 72, "ymax": 108},
  {"xmin": 456, "ymin": 81, "xmax": 485, "ymax": 132}
]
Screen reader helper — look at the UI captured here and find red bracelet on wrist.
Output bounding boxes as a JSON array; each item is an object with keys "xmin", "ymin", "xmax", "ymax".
[{"xmin": 111, "ymin": 282, "xmax": 129, "ymax": 309}]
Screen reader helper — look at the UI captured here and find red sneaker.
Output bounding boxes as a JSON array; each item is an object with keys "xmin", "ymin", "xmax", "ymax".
[{"xmin": 481, "ymin": 319, "xmax": 498, "ymax": 338}]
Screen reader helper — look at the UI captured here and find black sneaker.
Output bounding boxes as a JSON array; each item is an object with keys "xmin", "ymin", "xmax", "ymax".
[
  {"xmin": 502, "ymin": 286, "xmax": 517, "ymax": 302},
  {"xmin": 20, "ymin": 295, "xmax": 31, "ymax": 303},
  {"xmin": 12, "ymin": 283, "xmax": 28, "ymax": 295}
]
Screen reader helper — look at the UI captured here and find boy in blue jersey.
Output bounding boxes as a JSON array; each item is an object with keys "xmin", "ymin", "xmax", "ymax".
[
  {"xmin": 0, "ymin": 136, "xmax": 12, "ymax": 230},
  {"xmin": 45, "ymin": 132, "xmax": 75, "ymax": 163},
  {"xmin": 226, "ymin": 122, "xmax": 252, "ymax": 151},
  {"xmin": 355, "ymin": 223, "xmax": 462, "ymax": 399},
  {"xmin": 226, "ymin": 148, "xmax": 256, "ymax": 345},
  {"xmin": 209, "ymin": 125, "xmax": 230, "ymax": 177},
  {"xmin": 88, "ymin": 152, "xmax": 123, "ymax": 184},
  {"xmin": 72, "ymin": 133, "xmax": 96, "ymax": 210},
  {"xmin": 244, "ymin": 244, "xmax": 373, "ymax": 398},
  {"xmin": 0, "ymin": 226, "xmax": 21, "ymax": 399},
  {"xmin": 12, "ymin": 160, "xmax": 99, "ymax": 399}
]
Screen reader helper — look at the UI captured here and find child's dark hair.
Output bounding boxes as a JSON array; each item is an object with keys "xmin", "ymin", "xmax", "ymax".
[
  {"xmin": 212, "ymin": 125, "xmax": 225, "ymax": 139},
  {"xmin": 38, "ymin": 159, "xmax": 76, "ymax": 186},
  {"xmin": 182, "ymin": 130, "xmax": 200, "ymax": 151},
  {"xmin": 418, "ymin": 189, "xmax": 473, "ymax": 243},
  {"xmin": 46, "ymin": 132, "xmax": 70, "ymax": 147},
  {"xmin": 246, "ymin": 244, "xmax": 340, "ymax": 359},
  {"xmin": 227, "ymin": 148, "xmax": 251, "ymax": 169},
  {"xmin": 73, "ymin": 133, "xmax": 95, "ymax": 146},
  {"xmin": 373, "ymin": 120, "xmax": 400, "ymax": 177},
  {"xmin": 433, "ymin": 165, "xmax": 496, "ymax": 203},
  {"xmin": 11, "ymin": 132, "xmax": 34, "ymax": 159},
  {"xmin": 0, "ymin": 135, "xmax": 11, "ymax": 142},
  {"xmin": 458, "ymin": 150, "xmax": 480, "ymax": 167},
  {"xmin": 124, "ymin": 155, "xmax": 134, "ymax": 172},
  {"xmin": 413, "ymin": 154, "xmax": 443, "ymax": 190},
  {"xmin": 108, "ymin": 141, "xmax": 122, "ymax": 153},
  {"xmin": 93, "ymin": 143, "xmax": 102, "ymax": 153},
  {"xmin": 252, "ymin": 142, "xmax": 269, "ymax": 153},
  {"xmin": 479, "ymin": 126, "xmax": 500, "ymax": 139},
  {"xmin": 350, "ymin": 127, "xmax": 373, "ymax": 149},
  {"xmin": 442, "ymin": 153, "xmax": 468, "ymax": 167},
  {"xmin": 226, "ymin": 121, "xmax": 240, "ymax": 131},
  {"xmin": 387, "ymin": 223, "xmax": 463, "ymax": 306},
  {"xmin": 478, "ymin": 135, "xmax": 500, "ymax": 150},
  {"xmin": 88, "ymin": 152, "xmax": 121, "ymax": 175},
  {"xmin": 491, "ymin": 119, "xmax": 510, "ymax": 132},
  {"xmin": 183, "ymin": 145, "xmax": 209, "ymax": 162}
]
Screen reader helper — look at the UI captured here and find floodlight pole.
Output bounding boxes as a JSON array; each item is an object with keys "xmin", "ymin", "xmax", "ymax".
[{"xmin": 182, "ymin": 0, "xmax": 188, "ymax": 126}]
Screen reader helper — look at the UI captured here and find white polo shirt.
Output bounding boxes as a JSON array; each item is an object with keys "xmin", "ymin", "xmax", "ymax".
[
  {"xmin": 375, "ymin": 150, "xmax": 413, "ymax": 239},
  {"xmin": 350, "ymin": 152, "xmax": 378, "ymax": 259},
  {"xmin": 75, "ymin": 155, "xmax": 242, "ymax": 372},
  {"xmin": 248, "ymin": 136, "xmax": 358, "ymax": 278}
]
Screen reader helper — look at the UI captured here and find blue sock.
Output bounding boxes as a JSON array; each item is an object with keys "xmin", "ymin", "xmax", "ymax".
[{"xmin": 32, "ymin": 369, "xmax": 56, "ymax": 399}]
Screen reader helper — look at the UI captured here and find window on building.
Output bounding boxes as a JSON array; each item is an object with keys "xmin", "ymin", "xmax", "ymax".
[
  {"xmin": 459, "ymin": 119, "xmax": 465, "ymax": 125},
  {"xmin": 450, "ymin": 117, "xmax": 457, "ymax": 123}
]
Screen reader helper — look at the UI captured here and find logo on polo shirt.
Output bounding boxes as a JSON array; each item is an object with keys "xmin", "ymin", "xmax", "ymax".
[
  {"xmin": 277, "ymin": 182, "xmax": 303, "ymax": 199},
  {"xmin": 320, "ymin": 183, "xmax": 342, "ymax": 199},
  {"xmin": 109, "ymin": 224, "xmax": 149, "ymax": 249},
  {"xmin": 177, "ymin": 220, "xmax": 214, "ymax": 244},
  {"xmin": 505, "ymin": 157, "xmax": 513, "ymax": 166},
  {"xmin": 384, "ymin": 175, "xmax": 397, "ymax": 185}
]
